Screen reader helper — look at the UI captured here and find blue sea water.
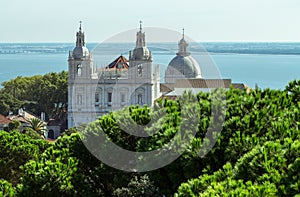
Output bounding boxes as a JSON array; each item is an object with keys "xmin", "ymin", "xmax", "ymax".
[
  {"xmin": 213, "ymin": 54, "xmax": 300, "ymax": 89},
  {"xmin": 0, "ymin": 42, "xmax": 300, "ymax": 89}
]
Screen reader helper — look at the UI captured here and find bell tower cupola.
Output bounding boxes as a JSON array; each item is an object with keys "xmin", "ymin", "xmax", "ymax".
[
  {"xmin": 129, "ymin": 21, "xmax": 152, "ymax": 62},
  {"xmin": 68, "ymin": 21, "xmax": 93, "ymax": 81},
  {"xmin": 71, "ymin": 21, "xmax": 90, "ymax": 59}
]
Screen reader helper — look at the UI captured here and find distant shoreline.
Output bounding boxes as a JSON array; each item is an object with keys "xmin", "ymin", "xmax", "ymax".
[
  {"xmin": 1, "ymin": 43, "xmax": 300, "ymax": 90},
  {"xmin": 1, "ymin": 42, "xmax": 300, "ymax": 56}
]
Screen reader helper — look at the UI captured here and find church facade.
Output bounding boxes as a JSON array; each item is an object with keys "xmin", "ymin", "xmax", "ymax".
[
  {"xmin": 68, "ymin": 22, "xmax": 246, "ymax": 128},
  {"xmin": 68, "ymin": 23, "xmax": 160, "ymax": 128}
]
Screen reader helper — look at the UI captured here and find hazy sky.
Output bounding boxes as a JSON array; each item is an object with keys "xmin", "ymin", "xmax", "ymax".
[{"xmin": 1, "ymin": 0, "xmax": 300, "ymax": 42}]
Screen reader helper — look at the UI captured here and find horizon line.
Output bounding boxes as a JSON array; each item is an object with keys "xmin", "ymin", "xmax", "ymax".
[{"xmin": 2, "ymin": 41, "xmax": 300, "ymax": 44}]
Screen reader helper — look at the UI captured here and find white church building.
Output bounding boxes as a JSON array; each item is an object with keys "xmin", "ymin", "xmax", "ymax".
[
  {"xmin": 68, "ymin": 22, "xmax": 246, "ymax": 128},
  {"xmin": 68, "ymin": 23, "xmax": 161, "ymax": 128}
]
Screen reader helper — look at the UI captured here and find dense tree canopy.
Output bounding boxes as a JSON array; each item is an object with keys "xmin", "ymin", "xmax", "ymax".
[
  {"xmin": 0, "ymin": 130, "xmax": 50, "ymax": 186},
  {"xmin": 0, "ymin": 93, "xmax": 23, "ymax": 116},
  {"xmin": 0, "ymin": 79, "xmax": 299, "ymax": 196},
  {"xmin": 0, "ymin": 71, "xmax": 68, "ymax": 119}
]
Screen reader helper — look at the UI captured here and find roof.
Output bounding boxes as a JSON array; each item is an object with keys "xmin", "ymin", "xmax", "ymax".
[
  {"xmin": 130, "ymin": 47, "xmax": 151, "ymax": 61},
  {"xmin": 7, "ymin": 115, "xmax": 29, "ymax": 123},
  {"xmin": 160, "ymin": 79, "xmax": 248, "ymax": 99},
  {"xmin": 107, "ymin": 55, "xmax": 129, "ymax": 70},
  {"xmin": 167, "ymin": 55, "xmax": 201, "ymax": 77},
  {"xmin": 160, "ymin": 83, "xmax": 174, "ymax": 93},
  {"xmin": 161, "ymin": 79, "xmax": 233, "ymax": 93},
  {"xmin": 0, "ymin": 114, "xmax": 10, "ymax": 125},
  {"xmin": 232, "ymin": 83, "xmax": 245, "ymax": 89},
  {"xmin": 232, "ymin": 83, "xmax": 251, "ymax": 93},
  {"xmin": 160, "ymin": 95, "xmax": 178, "ymax": 100},
  {"xmin": 174, "ymin": 79, "xmax": 232, "ymax": 88},
  {"xmin": 165, "ymin": 88, "xmax": 217, "ymax": 97},
  {"xmin": 72, "ymin": 46, "xmax": 89, "ymax": 59},
  {"xmin": 7, "ymin": 110, "xmax": 43, "ymax": 124}
]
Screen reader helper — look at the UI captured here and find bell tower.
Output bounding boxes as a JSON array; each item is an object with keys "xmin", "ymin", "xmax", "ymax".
[
  {"xmin": 68, "ymin": 22, "xmax": 94, "ymax": 128},
  {"xmin": 127, "ymin": 21, "xmax": 160, "ymax": 107},
  {"xmin": 68, "ymin": 21, "xmax": 93, "ymax": 81},
  {"xmin": 128, "ymin": 21, "xmax": 153, "ymax": 82}
]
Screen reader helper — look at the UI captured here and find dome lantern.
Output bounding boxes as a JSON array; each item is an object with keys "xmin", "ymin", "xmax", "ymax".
[
  {"xmin": 177, "ymin": 28, "xmax": 190, "ymax": 56},
  {"xmin": 165, "ymin": 29, "xmax": 202, "ymax": 83}
]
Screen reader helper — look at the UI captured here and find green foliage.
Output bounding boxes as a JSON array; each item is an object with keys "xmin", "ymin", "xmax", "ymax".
[
  {"xmin": 233, "ymin": 138, "xmax": 300, "ymax": 196},
  {"xmin": 18, "ymin": 156, "xmax": 79, "ymax": 196},
  {"xmin": 23, "ymin": 128, "xmax": 44, "ymax": 140},
  {"xmin": 1, "ymin": 79, "xmax": 300, "ymax": 196},
  {"xmin": 113, "ymin": 175, "xmax": 161, "ymax": 197},
  {"xmin": 79, "ymin": 84, "xmax": 300, "ymax": 196},
  {"xmin": 0, "ymin": 180, "xmax": 16, "ymax": 197},
  {"xmin": 7, "ymin": 120, "xmax": 21, "ymax": 132},
  {"xmin": 27, "ymin": 118, "xmax": 47, "ymax": 138},
  {"xmin": 175, "ymin": 162, "xmax": 278, "ymax": 197},
  {"xmin": 176, "ymin": 138, "xmax": 300, "ymax": 196},
  {"xmin": 0, "ymin": 71, "xmax": 68, "ymax": 119},
  {"xmin": 0, "ymin": 93, "xmax": 23, "ymax": 116},
  {"xmin": 285, "ymin": 79, "xmax": 300, "ymax": 103},
  {"xmin": 173, "ymin": 84, "xmax": 299, "ymax": 195},
  {"xmin": 19, "ymin": 133, "xmax": 117, "ymax": 196},
  {"xmin": 0, "ymin": 130, "xmax": 50, "ymax": 186}
]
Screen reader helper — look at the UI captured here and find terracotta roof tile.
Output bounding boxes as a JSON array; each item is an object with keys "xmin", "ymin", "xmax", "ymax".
[
  {"xmin": 107, "ymin": 55, "xmax": 129, "ymax": 70},
  {"xmin": 0, "ymin": 114, "xmax": 10, "ymax": 124},
  {"xmin": 160, "ymin": 83, "xmax": 174, "ymax": 92},
  {"xmin": 232, "ymin": 83, "xmax": 245, "ymax": 89},
  {"xmin": 6, "ymin": 111, "xmax": 42, "ymax": 124},
  {"xmin": 174, "ymin": 79, "xmax": 232, "ymax": 88},
  {"xmin": 160, "ymin": 95, "xmax": 178, "ymax": 100}
]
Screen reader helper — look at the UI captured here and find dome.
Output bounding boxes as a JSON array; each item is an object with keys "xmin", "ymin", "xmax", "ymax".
[
  {"xmin": 165, "ymin": 55, "xmax": 202, "ymax": 83},
  {"xmin": 72, "ymin": 46, "xmax": 89, "ymax": 59},
  {"xmin": 131, "ymin": 47, "xmax": 151, "ymax": 60}
]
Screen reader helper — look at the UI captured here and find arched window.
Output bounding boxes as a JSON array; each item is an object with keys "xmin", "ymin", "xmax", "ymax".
[
  {"xmin": 138, "ymin": 94, "xmax": 143, "ymax": 104},
  {"xmin": 77, "ymin": 94, "xmax": 82, "ymax": 105},
  {"xmin": 135, "ymin": 87, "xmax": 145, "ymax": 105},
  {"xmin": 77, "ymin": 64, "xmax": 82, "ymax": 77}
]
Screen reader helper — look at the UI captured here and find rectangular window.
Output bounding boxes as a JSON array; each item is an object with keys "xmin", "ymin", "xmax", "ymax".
[
  {"xmin": 95, "ymin": 93, "xmax": 99, "ymax": 103},
  {"xmin": 108, "ymin": 92, "xmax": 112, "ymax": 102},
  {"xmin": 107, "ymin": 92, "xmax": 112, "ymax": 107}
]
